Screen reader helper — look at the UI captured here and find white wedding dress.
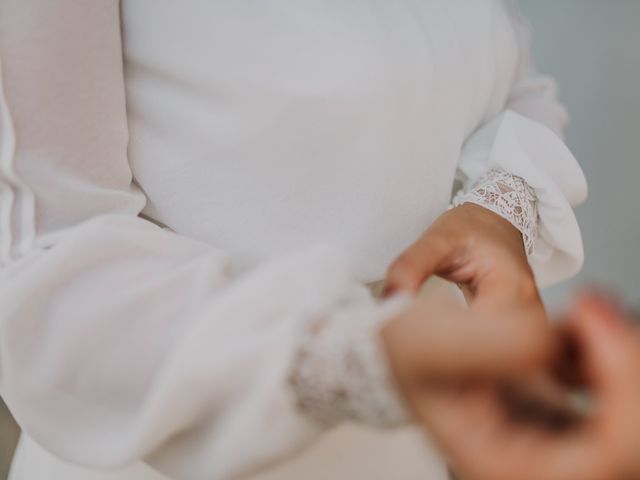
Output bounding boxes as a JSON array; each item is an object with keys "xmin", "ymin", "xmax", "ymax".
[{"xmin": 0, "ymin": 1, "xmax": 586, "ymax": 479}]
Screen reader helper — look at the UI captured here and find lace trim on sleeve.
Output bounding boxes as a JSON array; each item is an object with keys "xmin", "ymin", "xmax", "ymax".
[
  {"xmin": 288, "ymin": 297, "xmax": 412, "ymax": 429},
  {"xmin": 453, "ymin": 168, "xmax": 539, "ymax": 255}
]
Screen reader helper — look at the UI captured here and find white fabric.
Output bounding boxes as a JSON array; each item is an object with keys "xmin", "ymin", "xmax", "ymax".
[
  {"xmin": 0, "ymin": 1, "xmax": 586, "ymax": 479},
  {"xmin": 289, "ymin": 293, "xmax": 412, "ymax": 428},
  {"xmin": 456, "ymin": 2, "xmax": 587, "ymax": 285},
  {"xmin": 457, "ymin": 112, "xmax": 587, "ymax": 286},
  {"xmin": 11, "ymin": 426, "xmax": 450, "ymax": 480}
]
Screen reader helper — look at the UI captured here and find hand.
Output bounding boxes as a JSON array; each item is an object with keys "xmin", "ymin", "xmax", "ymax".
[
  {"xmin": 416, "ymin": 293, "xmax": 640, "ymax": 480},
  {"xmin": 381, "ymin": 292, "xmax": 556, "ymax": 422},
  {"xmin": 385, "ymin": 203, "xmax": 545, "ymax": 325}
]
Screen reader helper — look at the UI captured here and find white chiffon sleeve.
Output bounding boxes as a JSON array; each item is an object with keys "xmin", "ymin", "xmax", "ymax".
[
  {"xmin": 456, "ymin": 0, "xmax": 588, "ymax": 286},
  {"xmin": 0, "ymin": 2, "xmax": 409, "ymax": 480}
]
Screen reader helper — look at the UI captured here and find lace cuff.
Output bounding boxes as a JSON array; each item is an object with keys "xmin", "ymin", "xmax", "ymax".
[
  {"xmin": 288, "ymin": 296, "xmax": 412, "ymax": 428},
  {"xmin": 453, "ymin": 168, "xmax": 539, "ymax": 254}
]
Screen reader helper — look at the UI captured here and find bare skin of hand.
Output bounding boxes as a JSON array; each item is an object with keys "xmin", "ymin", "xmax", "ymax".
[
  {"xmin": 384, "ymin": 203, "xmax": 546, "ymax": 326},
  {"xmin": 381, "ymin": 294, "xmax": 555, "ymax": 382},
  {"xmin": 409, "ymin": 294, "xmax": 640, "ymax": 480},
  {"xmin": 380, "ymin": 293, "xmax": 558, "ymax": 446}
]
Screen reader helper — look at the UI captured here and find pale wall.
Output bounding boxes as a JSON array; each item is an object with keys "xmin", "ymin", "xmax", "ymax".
[{"xmin": 519, "ymin": 0, "xmax": 640, "ymax": 308}]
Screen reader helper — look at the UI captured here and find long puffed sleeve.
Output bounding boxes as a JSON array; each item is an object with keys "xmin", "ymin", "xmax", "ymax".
[
  {"xmin": 456, "ymin": 0, "xmax": 588, "ymax": 287},
  {"xmin": 0, "ymin": 2, "xmax": 409, "ymax": 479}
]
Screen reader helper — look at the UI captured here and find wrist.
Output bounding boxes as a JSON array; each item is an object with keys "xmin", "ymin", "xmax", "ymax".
[
  {"xmin": 458, "ymin": 202, "xmax": 528, "ymax": 253},
  {"xmin": 453, "ymin": 168, "xmax": 538, "ymax": 255}
]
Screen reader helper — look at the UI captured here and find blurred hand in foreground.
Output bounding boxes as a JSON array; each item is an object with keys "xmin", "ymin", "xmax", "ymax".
[{"xmin": 400, "ymin": 293, "xmax": 640, "ymax": 480}]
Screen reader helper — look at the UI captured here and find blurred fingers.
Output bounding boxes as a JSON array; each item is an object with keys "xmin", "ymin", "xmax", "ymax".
[{"xmin": 566, "ymin": 293, "xmax": 640, "ymax": 403}]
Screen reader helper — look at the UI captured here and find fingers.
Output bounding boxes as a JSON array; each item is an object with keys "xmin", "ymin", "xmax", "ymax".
[
  {"xmin": 443, "ymin": 294, "xmax": 640, "ymax": 480},
  {"xmin": 565, "ymin": 294, "xmax": 640, "ymax": 461},
  {"xmin": 417, "ymin": 381, "xmax": 601, "ymax": 480},
  {"xmin": 523, "ymin": 293, "xmax": 640, "ymax": 480},
  {"xmin": 566, "ymin": 294, "xmax": 640, "ymax": 404},
  {"xmin": 384, "ymin": 235, "xmax": 453, "ymax": 296},
  {"xmin": 418, "ymin": 384, "xmax": 587, "ymax": 480},
  {"xmin": 408, "ymin": 292, "xmax": 640, "ymax": 480},
  {"xmin": 417, "ymin": 386, "xmax": 513, "ymax": 479}
]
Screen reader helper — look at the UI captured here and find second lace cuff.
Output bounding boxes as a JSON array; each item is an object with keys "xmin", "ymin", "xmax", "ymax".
[
  {"xmin": 288, "ymin": 295, "xmax": 412, "ymax": 429},
  {"xmin": 453, "ymin": 167, "xmax": 539, "ymax": 255}
]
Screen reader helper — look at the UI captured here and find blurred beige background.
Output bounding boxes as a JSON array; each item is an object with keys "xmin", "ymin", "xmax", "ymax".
[{"xmin": 1, "ymin": 0, "xmax": 639, "ymax": 478}]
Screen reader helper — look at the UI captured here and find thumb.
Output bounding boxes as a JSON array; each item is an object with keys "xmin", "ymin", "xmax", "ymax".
[{"xmin": 384, "ymin": 237, "xmax": 451, "ymax": 297}]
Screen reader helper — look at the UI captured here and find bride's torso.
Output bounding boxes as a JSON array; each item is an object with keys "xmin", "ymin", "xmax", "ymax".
[{"xmin": 122, "ymin": 0, "xmax": 518, "ymax": 281}]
